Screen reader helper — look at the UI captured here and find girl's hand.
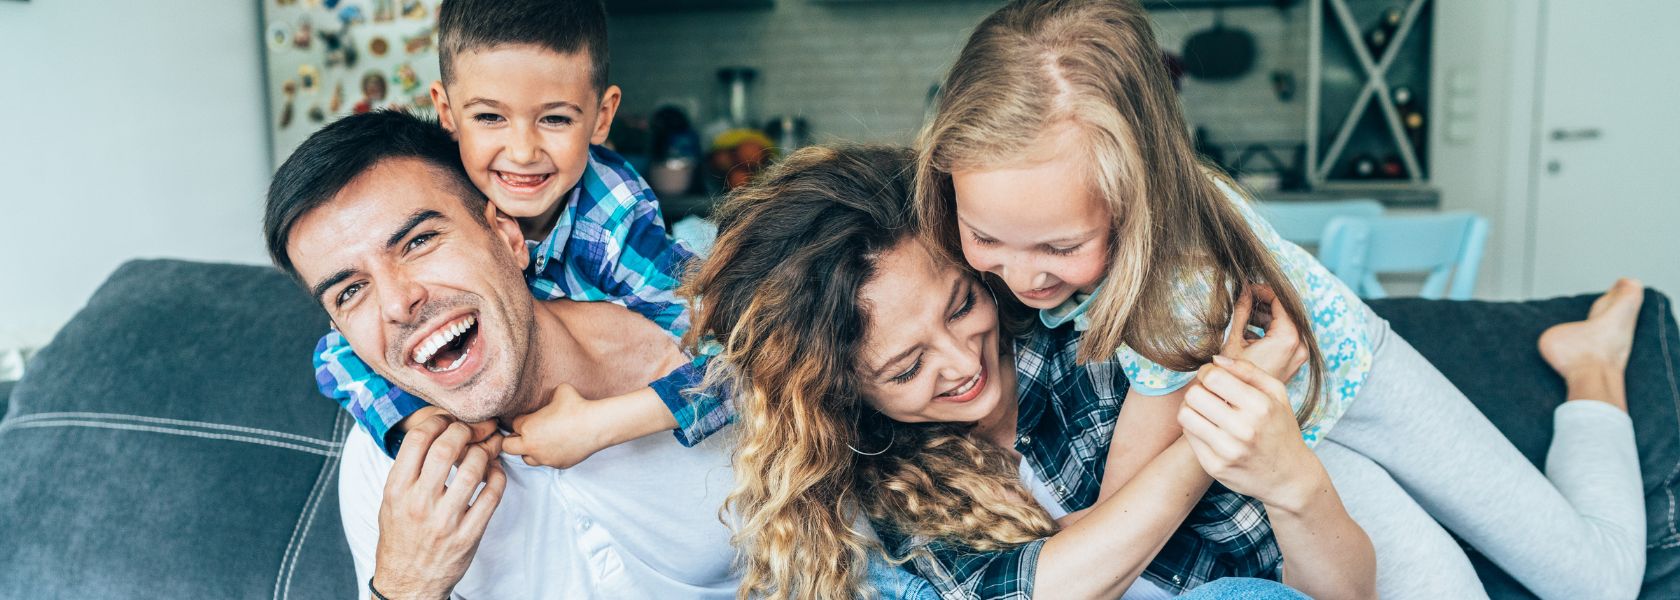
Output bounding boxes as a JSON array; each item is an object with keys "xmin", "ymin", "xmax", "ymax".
[
  {"xmin": 1176, "ymin": 355, "xmax": 1323, "ymax": 513},
  {"xmin": 1222, "ymin": 285, "xmax": 1309, "ymax": 382}
]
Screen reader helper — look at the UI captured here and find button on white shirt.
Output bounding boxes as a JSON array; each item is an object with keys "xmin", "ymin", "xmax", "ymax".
[{"xmin": 340, "ymin": 426, "xmax": 740, "ymax": 599}]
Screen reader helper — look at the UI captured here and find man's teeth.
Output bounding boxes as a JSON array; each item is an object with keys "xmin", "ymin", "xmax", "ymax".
[{"xmin": 412, "ymin": 315, "xmax": 476, "ymax": 365}]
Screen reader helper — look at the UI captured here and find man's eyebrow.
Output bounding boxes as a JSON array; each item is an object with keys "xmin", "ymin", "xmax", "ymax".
[
  {"xmin": 386, "ymin": 209, "xmax": 446, "ymax": 250},
  {"xmin": 310, "ymin": 268, "xmax": 356, "ymax": 304}
]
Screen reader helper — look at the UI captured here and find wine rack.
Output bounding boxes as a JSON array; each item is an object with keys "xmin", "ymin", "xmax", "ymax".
[{"xmin": 1306, "ymin": 0, "xmax": 1433, "ymax": 187}]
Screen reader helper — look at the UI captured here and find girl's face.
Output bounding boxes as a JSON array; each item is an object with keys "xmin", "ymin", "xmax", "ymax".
[
  {"xmin": 949, "ymin": 123, "xmax": 1111, "ymax": 310},
  {"xmin": 857, "ymin": 239, "xmax": 1008, "ymax": 426}
]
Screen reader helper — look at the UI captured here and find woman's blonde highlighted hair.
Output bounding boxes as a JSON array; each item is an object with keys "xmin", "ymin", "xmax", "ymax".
[
  {"xmin": 916, "ymin": 0, "xmax": 1325, "ymax": 423},
  {"xmin": 684, "ymin": 145, "xmax": 1055, "ymax": 600}
]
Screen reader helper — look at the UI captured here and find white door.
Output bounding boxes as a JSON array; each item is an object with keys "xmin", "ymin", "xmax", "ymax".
[{"xmin": 1529, "ymin": 0, "xmax": 1680, "ymax": 298}]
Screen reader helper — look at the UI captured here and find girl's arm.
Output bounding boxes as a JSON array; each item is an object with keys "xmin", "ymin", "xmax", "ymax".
[
  {"xmin": 1179, "ymin": 356, "xmax": 1376, "ymax": 599},
  {"xmin": 1034, "ymin": 436, "xmax": 1213, "ymax": 599}
]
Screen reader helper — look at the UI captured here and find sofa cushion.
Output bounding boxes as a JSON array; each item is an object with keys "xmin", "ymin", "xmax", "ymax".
[
  {"xmin": 0, "ymin": 259, "xmax": 353, "ymax": 598},
  {"xmin": 1371, "ymin": 290, "xmax": 1680, "ymax": 599}
]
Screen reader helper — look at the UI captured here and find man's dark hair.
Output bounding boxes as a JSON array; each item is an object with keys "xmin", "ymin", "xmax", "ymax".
[
  {"xmin": 438, "ymin": 0, "xmax": 610, "ymax": 93},
  {"xmin": 264, "ymin": 110, "xmax": 488, "ymax": 283}
]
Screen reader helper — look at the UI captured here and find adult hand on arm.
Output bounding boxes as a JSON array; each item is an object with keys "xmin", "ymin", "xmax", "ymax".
[
  {"xmin": 1178, "ymin": 357, "xmax": 1376, "ymax": 600},
  {"xmin": 1080, "ymin": 286, "xmax": 1303, "ymax": 519},
  {"xmin": 370, "ymin": 414, "xmax": 508, "ymax": 599},
  {"xmin": 503, "ymin": 383, "xmax": 678, "ymax": 468}
]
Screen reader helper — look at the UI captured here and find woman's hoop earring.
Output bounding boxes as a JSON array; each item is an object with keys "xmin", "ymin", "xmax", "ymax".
[
  {"xmin": 847, "ymin": 438, "xmax": 894, "ymax": 456},
  {"xmin": 849, "ymin": 407, "xmax": 894, "ymax": 456}
]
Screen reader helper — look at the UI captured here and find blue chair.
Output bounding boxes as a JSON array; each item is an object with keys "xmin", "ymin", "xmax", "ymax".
[
  {"xmin": 1255, "ymin": 199, "xmax": 1385, "ymax": 247},
  {"xmin": 1320, "ymin": 212, "xmax": 1490, "ymax": 300}
]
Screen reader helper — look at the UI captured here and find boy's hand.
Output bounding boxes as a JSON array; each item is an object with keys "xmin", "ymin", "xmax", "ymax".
[{"xmin": 503, "ymin": 384, "xmax": 610, "ymax": 469}]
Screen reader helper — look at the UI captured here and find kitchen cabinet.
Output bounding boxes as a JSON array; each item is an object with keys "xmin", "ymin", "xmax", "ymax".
[{"xmin": 608, "ymin": 0, "xmax": 772, "ymax": 14}]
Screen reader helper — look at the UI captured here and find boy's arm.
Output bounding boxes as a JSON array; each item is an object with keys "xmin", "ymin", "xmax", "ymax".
[
  {"xmin": 502, "ymin": 346, "xmax": 734, "ymax": 468},
  {"xmin": 315, "ymin": 330, "xmax": 432, "ymax": 457}
]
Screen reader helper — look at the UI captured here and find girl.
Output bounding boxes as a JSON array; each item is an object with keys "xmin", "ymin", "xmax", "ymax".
[
  {"xmin": 915, "ymin": 1, "xmax": 1646, "ymax": 598},
  {"xmin": 686, "ymin": 144, "xmax": 1370, "ymax": 600}
]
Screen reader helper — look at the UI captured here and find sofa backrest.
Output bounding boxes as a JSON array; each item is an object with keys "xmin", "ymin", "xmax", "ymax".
[{"xmin": 0, "ymin": 259, "xmax": 352, "ymax": 598}]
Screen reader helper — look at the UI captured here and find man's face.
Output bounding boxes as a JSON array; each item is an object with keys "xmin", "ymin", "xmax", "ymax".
[{"xmin": 287, "ymin": 157, "xmax": 536, "ymax": 422}]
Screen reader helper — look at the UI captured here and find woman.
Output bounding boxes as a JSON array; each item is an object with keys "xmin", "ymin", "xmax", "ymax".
[{"xmin": 683, "ymin": 145, "xmax": 1373, "ymax": 600}]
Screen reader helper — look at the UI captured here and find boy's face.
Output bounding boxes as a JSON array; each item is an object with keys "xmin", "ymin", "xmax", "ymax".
[{"xmin": 431, "ymin": 45, "xmax": 621, "ymax": 232}]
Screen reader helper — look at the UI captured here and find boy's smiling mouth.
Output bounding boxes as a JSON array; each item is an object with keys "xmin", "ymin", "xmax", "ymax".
[{"xmin": 494, "ymin": 170, "xmax": 554, "ymax": 193}]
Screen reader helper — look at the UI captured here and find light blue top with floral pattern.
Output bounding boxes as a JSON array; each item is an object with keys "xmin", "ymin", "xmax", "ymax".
[{"xmin": 1038, "ymin": 180, "xmax": 1373, "ymax": 446}]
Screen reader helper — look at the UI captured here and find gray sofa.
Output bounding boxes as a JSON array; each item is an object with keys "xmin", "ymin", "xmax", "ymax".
[{"xmin": 1, "ymin": 259, "xmax": 1678, "ymax": 598}]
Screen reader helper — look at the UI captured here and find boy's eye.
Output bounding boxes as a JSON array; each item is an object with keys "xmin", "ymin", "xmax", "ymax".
[
  {"xmin": 889, "ymin": 358, "xmax": 923, "ymax": 384},
  {"xmin": 471, "ymin": 113, "xmax": 505, "ymax": 125},
  {"xmin": 335, "ymin": 282, "xmax": 364, "ymax": 308},
  {"xmin": 540, "ymin": 115, "xmax": 574, "ymax": 126}
]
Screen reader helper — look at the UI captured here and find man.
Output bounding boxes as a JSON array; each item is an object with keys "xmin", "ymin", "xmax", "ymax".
[{"xmin": 263, "ymin": 111, "xmax": 738, "ymax": 599}]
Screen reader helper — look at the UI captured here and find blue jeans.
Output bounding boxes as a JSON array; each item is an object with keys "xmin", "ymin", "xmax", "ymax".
[
  {"xmin": 1175, "ymin": 577, "xmax": 1312, "ymax": 599},
  {"xmin": 866, "ymin": 553, "xmax": 939, "ymax": 600}
]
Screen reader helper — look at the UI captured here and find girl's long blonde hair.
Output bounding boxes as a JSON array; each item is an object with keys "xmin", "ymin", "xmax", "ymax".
[
  {"xmin": 684, "ymin": 145, "xmax": 1056, "ymax": 600},
  {"xmin": 916, "ymin": 0, "xmax": 1325, "ymax": 423}
]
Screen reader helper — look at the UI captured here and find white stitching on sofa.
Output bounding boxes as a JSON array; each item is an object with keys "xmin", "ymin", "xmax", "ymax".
[
  {"xmin": 1654, "ymin": 294, "xmax": 1680, "ymax": 548},
  {"xmin": 276, "ymin": 413, "xmax": 348, "ymax": 600},
  {"xmin": 5, "ymin": 412, "xmax": 338, "ymax": 448},
  {"xmin": 0, "ymin": 420, "xmax": 341, "ymax": 457}
]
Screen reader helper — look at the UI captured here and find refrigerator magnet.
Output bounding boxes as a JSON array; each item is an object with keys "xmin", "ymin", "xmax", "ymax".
[
  {"xmin": 299, "ymin": 65, "xmax": 321, "ymax": 94},
  {"xmin": 369, "ymin": 37, "xmax": 390, "ymax": 57}
]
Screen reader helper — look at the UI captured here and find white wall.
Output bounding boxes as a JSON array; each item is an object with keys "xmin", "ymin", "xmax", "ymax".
[
  {"xmin": 0, "ymin": 0, "xmax": 272, "ymax": 351},
  {"xmin": 1428, "ymin": 0, "xmax": 1529, "ymax": 299}
]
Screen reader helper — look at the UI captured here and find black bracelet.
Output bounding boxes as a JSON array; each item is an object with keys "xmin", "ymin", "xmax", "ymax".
[{"xmin": 368, "ymin": 577, "xmax": 393, "ymax": 600}]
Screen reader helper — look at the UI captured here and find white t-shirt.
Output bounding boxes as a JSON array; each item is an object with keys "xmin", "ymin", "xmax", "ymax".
[{"xmin": 339, "ymin": 426, "xmax": 740, "ymax": 599}]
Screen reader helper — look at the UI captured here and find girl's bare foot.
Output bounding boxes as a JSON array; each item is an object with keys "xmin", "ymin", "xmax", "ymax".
[{"xmin": 1538, "ymin": 278, "xmax": 1644, "ymax": 411}]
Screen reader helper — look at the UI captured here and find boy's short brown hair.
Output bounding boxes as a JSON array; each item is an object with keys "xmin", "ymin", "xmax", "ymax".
[{"xmin": 437, "ymin": 0, "xmax": 609, "ymax": 93}]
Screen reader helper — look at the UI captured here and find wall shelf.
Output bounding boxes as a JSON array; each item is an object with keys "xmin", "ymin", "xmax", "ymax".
[{"xmin": 1306, "ymin": 0, "xmax": 1433, "ymax": 187}]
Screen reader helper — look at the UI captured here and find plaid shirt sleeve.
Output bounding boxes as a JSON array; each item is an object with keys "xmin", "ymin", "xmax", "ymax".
[
  {"xmin": 882, "ymin": 531, "xmax": 1044, "ymax": 600},
  {"xmin": 313, "ymin": 329, "xmax": 428, "ymax": 456},
  {"xmin": 525, "ymin": 146, "xmax": 733, "ymax": 445}
]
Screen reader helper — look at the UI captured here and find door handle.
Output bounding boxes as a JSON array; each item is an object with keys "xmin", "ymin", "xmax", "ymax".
[{"xmin": 1550, "ymin": 128, "xmax": 1603, "ymax": 142}]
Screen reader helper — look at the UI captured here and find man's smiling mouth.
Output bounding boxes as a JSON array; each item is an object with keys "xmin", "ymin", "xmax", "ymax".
[{"xmin": 411, "ymin": 313, "xmax": 479, "ymax": 373}]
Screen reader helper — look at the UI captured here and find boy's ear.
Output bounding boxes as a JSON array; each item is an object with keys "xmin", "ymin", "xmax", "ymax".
[
  {"xmin": 486, "ymin": 203, "xmax": 529, "ymax": 271},
  {"xmin": 430, "ymin": 81, "xmax": 458, "ymax": 135},
  {"xmin": 590, "ymin": 85, "xmax": 622, "ymax": 146}
]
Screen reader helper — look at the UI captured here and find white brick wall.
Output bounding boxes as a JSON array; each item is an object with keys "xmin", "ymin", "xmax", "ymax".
[{"xmin": 609, "ymin": 1, "xmax": 1309, "ymax": 147}]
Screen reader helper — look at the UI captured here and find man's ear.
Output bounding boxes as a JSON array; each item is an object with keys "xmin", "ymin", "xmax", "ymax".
[
  {"xmin": 589, "ymin": 84, "xmax": 622, "ymax": 146},
  {"xmin": 431, "ymin": 81, "xmax": 457, "ymax": 136},
  {"xmin": 486, "ymin": 203, "xmax": 530, "ymax": 271}
]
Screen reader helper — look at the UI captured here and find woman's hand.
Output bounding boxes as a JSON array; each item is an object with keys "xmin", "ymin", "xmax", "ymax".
[{"xmin": 1176, "ymin": 355, "xmax": 1322, "ymax": 512}]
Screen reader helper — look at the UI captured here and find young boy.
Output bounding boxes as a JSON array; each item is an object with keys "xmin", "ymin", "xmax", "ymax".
[{"xmin": 314, "ymin": 0, "xmax": 725, "ymax": 462}]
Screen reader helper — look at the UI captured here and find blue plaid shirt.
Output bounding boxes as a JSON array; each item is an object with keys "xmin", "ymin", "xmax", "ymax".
[
  {"xmin": 313, "ymin": 145, "xmax": 729, "ymax": 456},
  {"xmin": 878, "ymin": 323, "xmax": 1282, "ymax": 599}
]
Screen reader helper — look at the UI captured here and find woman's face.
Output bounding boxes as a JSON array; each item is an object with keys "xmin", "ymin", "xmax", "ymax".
[{"xmin": 856, "ymin": 239, "xmax": 1007, "ymax": 425}]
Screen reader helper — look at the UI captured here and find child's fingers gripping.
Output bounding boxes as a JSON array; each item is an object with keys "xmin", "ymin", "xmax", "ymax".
[{"xmin": 501, "ymin": 433, "xmax": 535, "ymax": 463}]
